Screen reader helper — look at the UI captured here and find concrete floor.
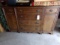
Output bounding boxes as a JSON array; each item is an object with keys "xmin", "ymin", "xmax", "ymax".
[
  {"xmin": 0, "ymin": 19, "xmax": 60, "ymax": 45},
  {"xmin": 0, "ymin": 31, "xmax": 60, "ymax": 45}
]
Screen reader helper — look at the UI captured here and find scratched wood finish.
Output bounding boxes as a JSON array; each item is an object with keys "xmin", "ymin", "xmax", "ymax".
[
  {"xmin": 3, "ymin": 7, "xmax": 18, "ymax": 32},
  {"xmin": 43, "ymin": 6, "xmax": 59, "ymax": 33},
  {"xmin": 16, "ymin": 7, "xmax": 44, "ymax": 33},
  {"xmin": 2, "ymin": 6, "xmax": 59, "ymax": 33}
]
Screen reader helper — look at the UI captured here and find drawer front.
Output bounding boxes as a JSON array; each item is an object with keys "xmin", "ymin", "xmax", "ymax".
[
  {"xmin": 28, "ymin": 20, "xmax": 42, "ymax": 25},
  {"xmin": 19, "ymin": 25, "xmax": 42, "ymax": 32},
  {"xmin": 5, "ymin": 13, "xmax": 15, "ymax": 15},
  {"xmin": 44, "ymin": 6, "xmax": 59, "ymax": 14},
  {"xmin": 4, "ymin": 7, "xmax": 14, "ymax": 14},
  {"xmin": 18, "ymin": 20, "xmax": 42, "ymax": 25},
  {"xmin": 17, "ymin": 13, "xmax": 43, "ymax": 20},
  {"xmin": 16, "ymin": 7, "xmax": 43, "ymax": 13}
]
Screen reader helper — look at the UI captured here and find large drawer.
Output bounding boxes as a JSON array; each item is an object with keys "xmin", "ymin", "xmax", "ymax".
[
  {"xmin": 3, "ymin": 7, "xmax": 14, "ymax": 13},
  {"xmin": 18, "ymin": 20, "xmax": 42, "ymax": 25},
  {"xmin": 17, "ymin": 13, "xmax": 43, "ymax": 20},
  {"xmin": 16, "ymin": 7, "xmax": 43, "ymax": 13},
  {"xmin": 19, "ymin": 25, "xmax": 42, "ymax": 33}
]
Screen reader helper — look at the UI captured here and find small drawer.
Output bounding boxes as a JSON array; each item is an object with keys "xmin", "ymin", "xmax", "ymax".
[
  {"xmin": 17, "ymin": 13, "xmax": 43, "ymax": 20},
  {"xmin": 44, "ymin": 7, "xmax": 58, "ymax": 14},
  {"xmin": 16, "ymin": 7, "xmax": 43, "ymax": 13},
  {"xmin": 19, "ymin": 25, "xmax": 41, "ymax": 32},
  {"xmin": 17, "ymin": 14, "xmax": 29, "ymax": 20},
  {"xmin": 23, "ymin": 9, "xmax": 42, "ymax": 13},
  {"xmin": 4, "ymin": 7, "xmax": 14, "ymax": 13},
  {"xmin": 22, "ymin": 12, "xmax": 43, "ymax": 16},
  {"xmin": 5, "ymin": 12, "xmax": 14, "ymax": 15},
  {"xmin": 16, "ymin": 9, "xmax": 23, "ymax": 13},
  {"xmin": 19, "ymin": 25, "xmax": 33, "ymax": 32},
  {"xmin": 18, "ymin": 20, "xmax": 42, "ymax": 26},
  {"xmin": 46, "ymin": 9, "xmax": 58, "ymax": 14}
]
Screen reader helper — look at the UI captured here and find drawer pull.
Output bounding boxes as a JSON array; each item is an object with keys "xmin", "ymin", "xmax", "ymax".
[
  {"xmin": 8, "ymin": 9, "xmax": 13, "ymax": 12},
  {"xmin": 49, "ymin": 9, "xmax": 53, "ymax": 12},
  {"xmin": 37, "ymin": 15, "xmax": 40, "ymax": 20},
  {"xmin": 35, "ymin": 27, "xmax": 39, "ymax": 30},
  {"xmin": 20, "ymin": 15, "xmax": 23, "ymax": 17},
  {"xmin": 19, "ymin": 10, "xmax": 23, "ymax": 12},
  {"xmin": 35, "ymin": 22, "xmax": 39, "ymax": 24},
  {"xmin": 20, "ymin": 28, "xmax": 23, "ymax": 30},
  {"xmin": 37, "ymin": 9, "xmax": 40, "ymax": 12}
]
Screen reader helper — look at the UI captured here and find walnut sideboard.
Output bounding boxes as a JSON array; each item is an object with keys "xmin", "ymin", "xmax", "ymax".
[{"xmin": 2, "ymin": 6, "xmax": 59, "ymax": 33}]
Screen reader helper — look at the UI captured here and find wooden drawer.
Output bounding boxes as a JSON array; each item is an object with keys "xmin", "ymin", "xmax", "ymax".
[
  {"xmin": 16, "ymin": 7, "xmax": 43, "ymax": 13},
  {"xmin": 5, "ymin": 13, "xmax": 15, "ymax": 15},
  {"xmin": 44, "ymin": 6, "xmax": 59, "ymax": 14},
  {"xmin": 4, "ymin": 7, "xmax": 14, "ymax": 13},
  {"xmin": 17, "ymin": 13, "xmax": 43, "ymax": 20},
  {"xmin": 18, "ymin": 20, "xmax": 42, "ymax": 25},
  {"xmin": 17, "ymin": 12, "xmax": 43, "ymax": 16},
  {"xmin": 19, "ymin": 25, "xmax": 42, "ymax": 32}
]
